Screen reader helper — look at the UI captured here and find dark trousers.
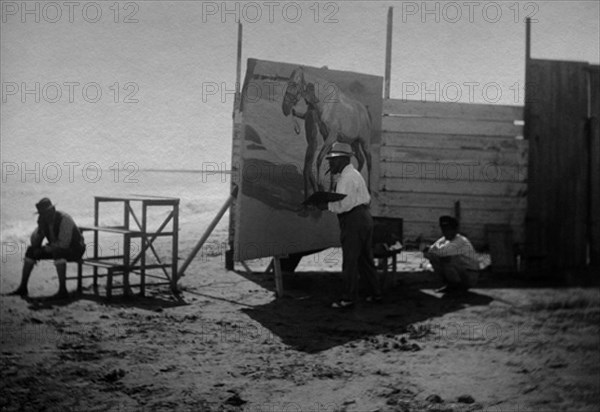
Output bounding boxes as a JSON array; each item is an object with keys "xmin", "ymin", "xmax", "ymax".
[
  {"xmin": 25, "ymin": 245, "xmax": 84, "ymax": 262},
  {"xmin": 427, "ymin": 254, "xmax": 479, "ymax": 288},
  {"xmin": 338, "ymin": 205, "xmax": 381, "ymax": 301}
]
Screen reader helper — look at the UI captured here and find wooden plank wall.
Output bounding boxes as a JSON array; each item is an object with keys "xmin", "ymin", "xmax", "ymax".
[
  {"xmin": 525, "ymin": 59, "xmax": 590, "ymax": 273},
  {"xmin": 375, "ymin": 99, "xmax": 527, "ymax": 249}
]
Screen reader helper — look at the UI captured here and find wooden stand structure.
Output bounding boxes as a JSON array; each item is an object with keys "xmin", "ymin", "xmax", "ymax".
[{"xmin": 76, "ymin": 195, "xmax": 179, "ymax": 297}]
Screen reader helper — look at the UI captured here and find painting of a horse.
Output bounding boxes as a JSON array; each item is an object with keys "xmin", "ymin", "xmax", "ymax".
[{"xmin": 281, "ymin": 66, "xmax": 373, "ymax": 196}]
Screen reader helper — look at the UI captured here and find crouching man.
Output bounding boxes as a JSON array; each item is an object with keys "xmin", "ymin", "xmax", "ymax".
[
  {"xmin": 8, "ymin": 198, "xmax": 86, "ymax": 299},
  {"xmin": 423, "ymin": 216, "xmax": 479, "ymax": 293}
]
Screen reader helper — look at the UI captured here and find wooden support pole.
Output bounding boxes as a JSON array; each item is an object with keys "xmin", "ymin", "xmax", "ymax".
[
  {"xmin": 384, "ymin": 7, "xmax": 393, "ymax": 99},
  {"xmin": 454, "ymin": 200, "xmax": 461, "ymax": 225},
  {"xmin": 179, "ymin": 186, "xmax": 238, "ymax": 278},
  {"xmin": 265, "ymin": 259, "xmax": 274, "ymax": 274},
  {"xmin": 227, "ymin": 22, "xmax": 243, "ymax": 270},
  {"xmin": 273, "ymin": 256, "xmax": 284, "ymax": 298},
  {"xmin": 171, "ymin": 200, "xmax": 179, "ymax": 291},
  {"xmin": 240, "ymin": 261, "xmax": 253, "ymax": 275},
  {"xmin": 524, "ymin": 17, "xmax": 532, "ymax": 140},
  {"xmin": 525, "ymin": 17, "xmax": 531, "ymax": 62},
  {"xmin": 235, "ymin": 21, "xmax": 243, "ymax": 109}
]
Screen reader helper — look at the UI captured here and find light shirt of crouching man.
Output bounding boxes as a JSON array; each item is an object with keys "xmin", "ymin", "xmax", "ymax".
[
  {"xmin": 426, "ymin": 234, "xmax": 480, "ymax": 271},
  {"xmin": 328, "ymin": 164, "xmax": 370, "ymax": 214}
]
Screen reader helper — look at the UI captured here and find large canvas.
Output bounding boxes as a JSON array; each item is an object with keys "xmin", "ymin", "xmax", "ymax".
[{"xmin": 233, "ymin": 59, "xmax": 382, "ymax": 261}]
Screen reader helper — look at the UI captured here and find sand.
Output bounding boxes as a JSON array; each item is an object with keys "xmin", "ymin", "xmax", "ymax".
[
  {"xmin": 1, "ymin": 173, "xmax": 598, "ymax": 411},
  {"xmin": 1, "ymin": 235, "xmax": 599, "ymax": 411}
]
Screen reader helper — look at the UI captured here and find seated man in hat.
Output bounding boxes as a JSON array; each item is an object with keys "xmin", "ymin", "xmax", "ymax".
[
  {"xmin": 319, "ymin": 142, "xmax": 381, "ymax": 308},
  {"xmin": 8, "ymin": 198, "xmax": 86, "ymax": 298},
  {"xmin": 423, "ymin": 216, "xmax": 479, "ymax": 293}
]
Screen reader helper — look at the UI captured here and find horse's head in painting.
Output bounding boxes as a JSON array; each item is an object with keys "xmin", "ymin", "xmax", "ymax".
[{"xmin": 281, "ymin": 67, "xmax": 305, "ymax": 116}]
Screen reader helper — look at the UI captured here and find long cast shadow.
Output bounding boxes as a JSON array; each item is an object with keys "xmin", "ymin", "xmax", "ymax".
[{"xmin": 240, "ymin": 271, "xmax": 493, "ymax": 353}]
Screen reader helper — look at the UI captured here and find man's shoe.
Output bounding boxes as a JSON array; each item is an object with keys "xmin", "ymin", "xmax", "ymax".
[
  {"xmin": 331, "ymin": 300, "xmax": 354, "ymax": 309},
  {"xmin": 434, "ymin": 285, "xmax": 449, "ymax": 294},
  {"xmin": 6, "ymin": 288, "xmax": 28, "ymax": 297}
]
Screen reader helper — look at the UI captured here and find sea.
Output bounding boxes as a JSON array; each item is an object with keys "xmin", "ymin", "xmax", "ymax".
[{"xmin": 0, "ymin": 170, "xmax": 233, "ymax": 261}]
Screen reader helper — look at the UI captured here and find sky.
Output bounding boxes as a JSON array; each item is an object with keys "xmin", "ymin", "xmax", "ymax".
[{"xmin": 1, "ymin": 0, "xmax": 599, "ymax": 172}]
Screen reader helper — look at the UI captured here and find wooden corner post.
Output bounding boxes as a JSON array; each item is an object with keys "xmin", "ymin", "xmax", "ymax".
[{"xmin": 384, "ymin": 7, "xmax": 393, "ymax": 99}]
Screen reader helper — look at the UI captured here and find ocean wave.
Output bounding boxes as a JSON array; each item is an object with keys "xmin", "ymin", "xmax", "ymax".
[{"xmin": 1, "ymin": 221, "xmax": 32, "ymax": 244}]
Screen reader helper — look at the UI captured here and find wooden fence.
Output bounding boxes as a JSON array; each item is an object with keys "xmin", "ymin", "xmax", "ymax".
[
  {"xmin": 525, "ymin": 59, "xmax": 599, "ymax": 273},
  {"xmin": 374, "ymin": 99, "xmax": 527, "ymax": 249}
]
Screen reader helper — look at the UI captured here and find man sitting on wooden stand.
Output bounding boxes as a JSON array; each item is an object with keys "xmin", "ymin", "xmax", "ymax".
[
  {"xmin": 423, "ymin": 216, "xmax": 479, "ymax": 294},
  {"xmin": 7, "ymin": 198, "xmax": 86, "ymax": 299}
]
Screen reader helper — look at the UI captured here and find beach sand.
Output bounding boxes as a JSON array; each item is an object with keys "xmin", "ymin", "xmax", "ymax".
[{"xmin": 1, "ymin": 172, "xmax": 599, "ymax": 411}]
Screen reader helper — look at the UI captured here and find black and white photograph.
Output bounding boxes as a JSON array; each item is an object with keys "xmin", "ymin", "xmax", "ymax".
[{"xmin": 1, "ymin": 1, "xmax": 599, "ymax": 411}]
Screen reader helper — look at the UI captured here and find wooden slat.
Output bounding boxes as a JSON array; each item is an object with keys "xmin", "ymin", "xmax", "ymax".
[
  {"xmin": 382, "ymin": 116, "xmax": 522, "ymax": 137},
  {"xmin": 380, "ymin": 145, "xmax": 527, "ymax": 164},
  {"xmin": 379, "ymin": 100, "xmax": 527, "ymax": 250},
  {"xmin": 380, "ymin": 177, "xmax": 526, "ymax": 197},
  {"xmin": 373, "ymin": 188, "xmax": 527, "ymax": 250},
  {"xmin": 399, "ymin": 221, "xmax": 525, "ymax": 249},
  {"xmin": 79, "ymin": 226, "xmax": 135, "ymax": 234},
  {"xmin": 384, "ymin": 99, "xmax": 524, "ymax": 121},
  {"xmin": 383, "ymin": 132, "xmax": 527, "ymax": 151},
  {"xmin": 377, "ymin": 205, "xmax": 526, "ymax": 226},
  {"xmin": 377, "ymin": 192, "xmax": 527, "ymax": 212},
  {"xmin": 380, "ymin": 160, "xmax": 527, "ymax": 183}
]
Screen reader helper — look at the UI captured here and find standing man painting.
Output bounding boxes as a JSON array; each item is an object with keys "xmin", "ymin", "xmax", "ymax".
[
  {"xmin": 319, "ymin": 142, "xmax": 381, "ymax": 308},
  {"xmin": 8, "ymin": 198, "xmax": 86, "ymax": 299}
]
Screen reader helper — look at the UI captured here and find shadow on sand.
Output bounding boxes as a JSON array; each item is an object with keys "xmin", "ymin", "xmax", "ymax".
[
  {"xmin": 24, "ymin": 288, "xmax": 188, "ymax": 312},
  {"xmin": 239, "ymin": 270, "xmax": 493, "ymax": 353}
]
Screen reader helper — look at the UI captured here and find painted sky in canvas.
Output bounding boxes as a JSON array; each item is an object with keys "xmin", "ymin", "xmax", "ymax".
[{"xmin": 1, "ymin": 1, "xmax": 599, "ymax": 171}]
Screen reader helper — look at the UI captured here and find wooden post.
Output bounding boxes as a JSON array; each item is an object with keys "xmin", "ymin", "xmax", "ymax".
[
  {"xmin": 525, "ymin": 17, "xmax": 531, "ymax": 62},
  {"xmin": 384, "ymin": 7, "xmax": 393, "ymax": 99},
  {"xmin": 236, "ymin": 22, "xmax": 242, "ymax": 106},
  {"xmin": 454, "ymin": 200, "xmax": 461, "ymax": 225},
  {"xmin": 140, "ymin": 202, "xmax": 145, "ymax": 296},
  {"xmin": 524, "ymin": 17, "xmax": 531, "ymax": 140},
  {"xmin": 227, "ymin": 22, "xmax": 243, "ymax": 270},
  {"xmin": 171, "ymin": 200, "xmax": 179, "ymax": 291},
  {"xmin": 93, "ymin": 197, "xmax": 99, "ymax": 292},
  {"xmin": 273, "ymin": 256, "xmax": 284, "ymax": 298}
]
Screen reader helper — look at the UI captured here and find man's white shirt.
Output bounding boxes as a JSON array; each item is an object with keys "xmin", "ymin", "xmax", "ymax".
[
  {"xmin": 427, "ymin": 234, "xmax": 479, "ymax": 270},
  {"xmin": 328, "ymin": 164, "xmax": 370, "ymax": 214}
]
